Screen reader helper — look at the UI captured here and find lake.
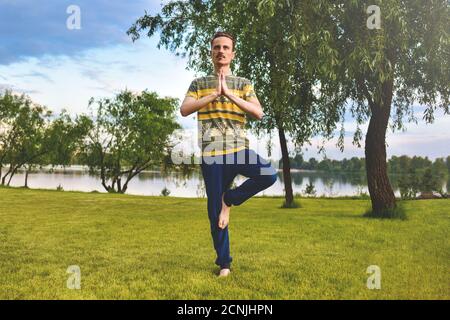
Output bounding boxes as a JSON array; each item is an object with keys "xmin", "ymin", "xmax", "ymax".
[{"xmin": 7, "ymin": 165, "xmax": 449, "ymax": 198}]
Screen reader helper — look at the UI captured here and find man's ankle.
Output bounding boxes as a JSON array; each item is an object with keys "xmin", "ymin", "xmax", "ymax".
[
  {"xmin": 223, "ymin": 192, "xmax": 232, "ymax": 207},
  {"xmin": 220, "ymin": 264, "xmax": 231, "ymax": 270}
]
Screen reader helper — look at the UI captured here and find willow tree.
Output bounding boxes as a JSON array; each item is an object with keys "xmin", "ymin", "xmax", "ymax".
[
  {"xmin": 128, "ymin": 0, "xmax": 327, "ymax": 207},
  {"xmin": 289, "ymin": 0, "xmax": 449, "ymax": 215},
  {"xmin": 80, "ymin": 90, "xmax": 180, "ymax": 194},
  {"xmin": 0, "ymin": 90, "xmax": 90, "ymax": 186}
]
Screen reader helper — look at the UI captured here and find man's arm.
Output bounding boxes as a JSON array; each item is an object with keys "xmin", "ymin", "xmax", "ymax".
[
  {"xmin": 180, "ymin": 76, "xmax": 223, "ymax": 117},
  {"xmin": 223, "ymin": 94, "xmax": 264, "ymax": 120},
  {"xmin": 220, "ymin": 72, "xmax": 264, "ymax": 120},
  {"xmin": 180, "ymin": 93, "xmax": 219, "ymax": 117}
]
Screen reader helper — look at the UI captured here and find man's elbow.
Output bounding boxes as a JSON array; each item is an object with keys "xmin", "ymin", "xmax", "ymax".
[
  {"xmin": 254, "ymin": 109, "xmax": 264, "ymax": 120},
  {"xmin": 180, "ymin": 106, "xmax": 189, "ymax": 117}
]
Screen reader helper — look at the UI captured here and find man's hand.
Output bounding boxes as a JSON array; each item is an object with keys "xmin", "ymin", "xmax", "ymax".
[
  {"xmin": 215, "ymin": 72, "xmax": 222, "ymax": 98},
  {"xmin": 219, "ymin": 71, "xmax": 264, "ymax": 120},
  {"xmin": 220, "ymin": 70, "xmax": 231, "ymax": 96}
]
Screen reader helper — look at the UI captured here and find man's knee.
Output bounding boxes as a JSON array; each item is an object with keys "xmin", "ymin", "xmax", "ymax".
[{"xmin": 260, "ymin": 171, "xmax": 277, "ymax": 188}]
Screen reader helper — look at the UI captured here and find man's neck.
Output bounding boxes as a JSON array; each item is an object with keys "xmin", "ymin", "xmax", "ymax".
[{"xmin": 213, "ymin": 66, "xmax": 232, "ymax": 76}]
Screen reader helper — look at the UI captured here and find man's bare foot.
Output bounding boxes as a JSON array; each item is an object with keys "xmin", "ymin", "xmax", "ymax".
[
  {"xmin": 218, "ymin": 193, "xmax": 231, "ymax": 229},
  {"xmin": 218, "ymin": 268, "xmax": 231, "ymax": 277}
]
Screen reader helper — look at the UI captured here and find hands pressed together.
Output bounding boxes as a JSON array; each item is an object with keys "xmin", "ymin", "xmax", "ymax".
[{"xmin": 215, "ymin": 70, "xmax": 231, "ymax": 98}]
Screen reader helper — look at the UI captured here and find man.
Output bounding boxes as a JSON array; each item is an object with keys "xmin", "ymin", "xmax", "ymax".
[{"xmin": 180, "ymin": 32, "xmax": 277, "ymax": 277}]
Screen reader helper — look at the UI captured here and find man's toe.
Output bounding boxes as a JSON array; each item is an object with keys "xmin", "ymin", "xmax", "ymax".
[{"xmin": 219, "ymin": 268, "xmax": 231, "ymax": 277}]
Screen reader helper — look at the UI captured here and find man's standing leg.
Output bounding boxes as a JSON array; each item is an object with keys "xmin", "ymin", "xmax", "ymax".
[{"xmin": 201, "ymin": 155, "xmax": 237, "ymax": 271}]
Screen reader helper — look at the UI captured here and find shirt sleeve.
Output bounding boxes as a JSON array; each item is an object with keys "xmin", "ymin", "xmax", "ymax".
[
  {"xmin": 243, "ymin": 79, "xmax": 257, "ymax": 101},
  {"xmin": 185, "ymin": 79, "xmax": 198, "ymax": 99}
]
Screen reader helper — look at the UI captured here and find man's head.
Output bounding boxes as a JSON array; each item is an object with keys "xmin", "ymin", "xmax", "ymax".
[{"xmin": 210, "ymin": 32, "xmax": 235, "ymax": 67}]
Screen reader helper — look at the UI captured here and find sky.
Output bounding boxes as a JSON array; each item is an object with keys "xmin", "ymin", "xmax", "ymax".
[{"xmin": 0, "ymin": 0, "xmax": 448, "ymax": 161}]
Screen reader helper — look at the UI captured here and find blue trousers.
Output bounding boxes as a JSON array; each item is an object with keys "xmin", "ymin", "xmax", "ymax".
[{"xmin": 200, "ymin": 148, "xmax": 278, "ymax": 268}]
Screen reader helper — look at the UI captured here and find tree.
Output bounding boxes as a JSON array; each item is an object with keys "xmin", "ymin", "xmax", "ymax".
[
  {"xmin": 317, "ymin": 157, "xmax": 332, "ymax": 171},
  {"xmin": 420, "ymin": 167, "xmax": 440, "ymax": 195},
  {"xmin": 80, "ymin": 90, "xmax": 180, "ymax": 193},
  {"xmin": 128, "ymin": 0, "xmax": 449, "ymax": 213},
  {"xmin": 308, "ymin": 157, "xmax": 319, "ymax": 170},
  {"xmin": 128, "ymin": 0, "xmax": 328, "ymax": 207},
  {"xmin": 0, "ymin": 90, "xmax": 91, "ymax": 186},
  {"xmin": 0, "ymin": 91, "xmax": 51, "ymax": 186},
  {"xmin": 294, "ymin": 0, "xmax": 449, "ymax": 215}
]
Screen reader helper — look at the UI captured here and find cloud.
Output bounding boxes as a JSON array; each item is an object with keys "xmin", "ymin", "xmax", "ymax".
[
  {"xmin": 0, "ymin": 0, "xmax": 162, "ymax": 65},
  {"xmin": 0, "ymin": 36, "xmax": 197, "ymax": 118},
  {"xmin": 10, "ymin": 71, "xmax": 54, "ymax": 83},
  {"xmin": 0, "ymin": 83, "xmax": 40, "ymax": 95}
]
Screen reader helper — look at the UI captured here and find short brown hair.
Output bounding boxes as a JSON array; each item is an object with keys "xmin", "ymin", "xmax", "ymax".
[{"xmin": 210, "ymin": 32, "xmax": 235, "ymax": 51}]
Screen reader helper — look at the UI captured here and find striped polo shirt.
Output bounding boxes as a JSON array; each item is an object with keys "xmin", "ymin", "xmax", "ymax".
[{"xmin": 185, "ymin": 73, "xmax": 257, "ymax": 156}]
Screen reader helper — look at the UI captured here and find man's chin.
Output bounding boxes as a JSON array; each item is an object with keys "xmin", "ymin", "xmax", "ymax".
[{"xmin": 215, "ymin": 61, "xmax": 229, "ymax": 67}]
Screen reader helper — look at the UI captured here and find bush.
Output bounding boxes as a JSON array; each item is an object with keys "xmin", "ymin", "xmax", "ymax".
[
  {"xmin": 161, "ymin": 187, "xmax": 171, "ymax": 196},
  {"xmin": 303, "ymin": 182, "xmax": 316, "ymax": 197}
]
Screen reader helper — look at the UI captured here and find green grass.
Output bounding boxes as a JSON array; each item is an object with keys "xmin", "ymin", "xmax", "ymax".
[
  {"xmin": 0, "ymin": 186, "xmax": 448, "ymax": 300},
  {"xmin": 364, "ymin": 203, "xmax": 408, "ymax": 220}
]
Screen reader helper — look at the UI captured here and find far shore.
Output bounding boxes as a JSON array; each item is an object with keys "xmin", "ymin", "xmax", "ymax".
[{"xmin": 12, "ymin": 164, "xmax": 319, "ymax": 174}]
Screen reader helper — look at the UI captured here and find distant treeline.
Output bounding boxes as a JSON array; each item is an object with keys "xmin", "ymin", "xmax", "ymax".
[
  {"xmin": 279, "ymin": 154, "xmax": 450, "ymax": 175},
  {"xmin": 280, "ymin": 154, "xmax": 450, "ymax": 199}
]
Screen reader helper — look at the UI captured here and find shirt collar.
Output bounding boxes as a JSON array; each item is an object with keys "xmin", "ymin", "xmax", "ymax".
[{"xmin": 211, "ymin": 71, "xmax": 233, "ymax": 77}]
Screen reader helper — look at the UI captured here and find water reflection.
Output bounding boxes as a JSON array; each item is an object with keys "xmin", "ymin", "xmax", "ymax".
[{"xmin": 7, "ymin": 166, "xmax": 449, "ymax": 198}]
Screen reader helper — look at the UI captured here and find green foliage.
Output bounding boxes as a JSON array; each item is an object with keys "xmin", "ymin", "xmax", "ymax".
[
  {"xmin": 160, "ymin": 187, "xmax": 171, "ymax": 197},
  {"xmin": 390, "ymin": 155, "xmax": 448, "ymax": 199},
  {"xmin": 0, "ymin": 90, "xmax": 88, "ymax": 186},
  {"xmin": 80, "ymin": 90, "xmax": 181, "ymax": 194},
  {"xmin": 303, "ymin": 181, "xmax": 316, "ymax": 196},
  {"xmin": 128, "ymin": 1, "xmax": 449, "ymax": 213},
  {"xmin": 398, "ymin": 169, "xmax": 421, "ymax": 200}
]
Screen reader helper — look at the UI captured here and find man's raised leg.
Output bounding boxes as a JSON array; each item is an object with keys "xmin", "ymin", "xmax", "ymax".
[{"xmin": 223, "ymin": 149, "xmax": 277, "ymax": 207}]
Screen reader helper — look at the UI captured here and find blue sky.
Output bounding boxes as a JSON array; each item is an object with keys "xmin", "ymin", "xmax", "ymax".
[{"xmin": 0, "ymin": 0, "xmax": 448, "ymax": 161}]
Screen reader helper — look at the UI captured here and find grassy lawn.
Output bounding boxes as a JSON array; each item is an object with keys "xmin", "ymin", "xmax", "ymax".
[{"xmin": 0, "ymin": 186, "xmax": 448, "ymax": 300}]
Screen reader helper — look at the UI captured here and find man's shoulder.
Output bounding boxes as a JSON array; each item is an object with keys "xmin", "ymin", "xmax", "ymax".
[
  {"xmin": 190, "ymin": 75, "xmax": 216, "ymax": 88},
  {"xmin": 230, "ymin": 75, "xmax": 252, "ymax": 85}
]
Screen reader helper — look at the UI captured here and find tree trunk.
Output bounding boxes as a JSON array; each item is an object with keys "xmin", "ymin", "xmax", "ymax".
[
  {"xmin": 365, "ymin": 80, "xmax": 396, "ymax": 214},
  {"xmin": 7, "ymin": 165, "xmax": 19, "ymax": 186},
  {"xmin": 117, "ymin": 177, "xmax": 123, "ymax": 193},
  {"xmin": 24, "ymin": 169, "xmax": 29, "ymax": 188},
  {"xmin": 278, "ymin": 126, "xmax": 294, "ymax": 206},
  {"xmin": 2, "ymin": 166, "xmax": 12, "ymax": 185}
]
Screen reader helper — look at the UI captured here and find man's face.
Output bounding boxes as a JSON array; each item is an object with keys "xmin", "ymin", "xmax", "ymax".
[{"xmin": 211, "ymin": 36, "xmax": 235, "ymax": 67}]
